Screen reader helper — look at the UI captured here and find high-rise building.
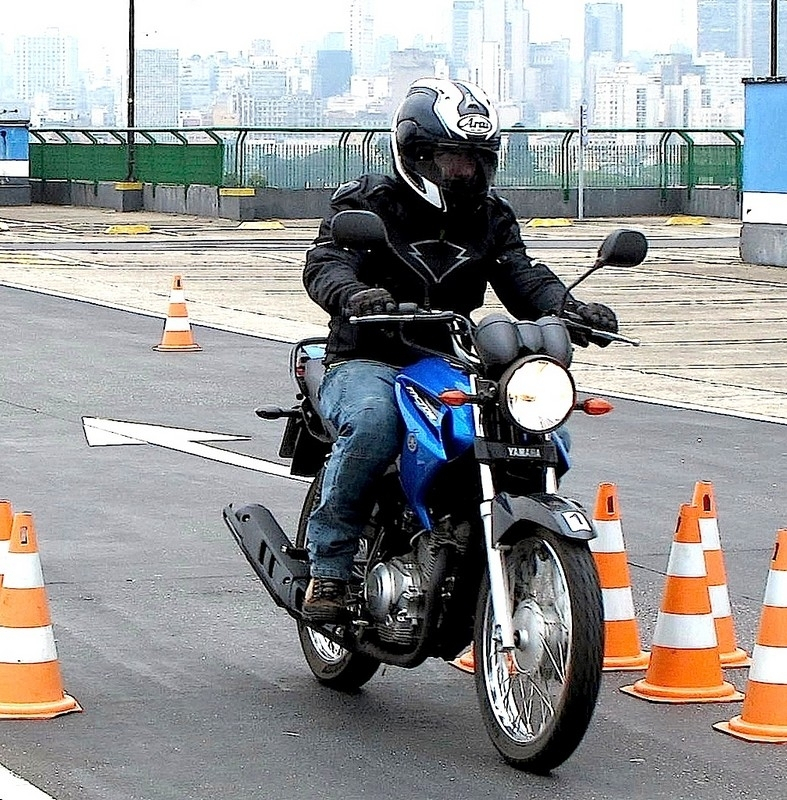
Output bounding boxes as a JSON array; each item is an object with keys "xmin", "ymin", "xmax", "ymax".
[
  {"xmin": 451, "ymin": 0, "xmax": 478, "ymax": 77},
  {"xmin": 749, "ymin": 0, "xmax": 787, "ymax": 74},
  {"xmin": 135, "ymin": 49, "xmax": 179, "ymax": 127},
  {"xmin": 584, "ymin": 3, "xmax": 624, "ymax": 63},
  {"xmin": 14, "ymin": 30, "xmax": 80, "ymax": 103},
  {"xmin": 350, "ymin": 0, "xmax": 375, "ymax": 78},
  {"xmin": 697, "ymin": 0, "xmax": 741, "ymax": 57},
  {"xmin": 315, "ymin": 50, "xmax": 353, "ymax": 99},
  {"xmin": 527, "ymin": 39, "xmax": 571, "ymax": 124}
]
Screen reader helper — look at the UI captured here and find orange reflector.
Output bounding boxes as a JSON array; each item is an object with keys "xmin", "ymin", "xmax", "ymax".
[
  {"xmin": 439, "ymin": 390, "xmax": 470, "ymax": 407},
  {"xmin": 581, "ymin": 398, "xmax": 614, "ymax": 415}
]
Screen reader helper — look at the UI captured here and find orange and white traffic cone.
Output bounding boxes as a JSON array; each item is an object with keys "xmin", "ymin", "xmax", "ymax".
[
  {"xmin": 0, "ymin": 500, "xmax": 12, "ymax": 588},
  {"xmin": 589, "ymin": 483, "xmax": 650, "ymax": 671},
  {"xmin": 449, "ymin": 645, "xmax": 475, "ymax": 674},
  {"xmin": 152, "ymin": 274, "xmax": 202, "ymax": 352},
  {"xmin": 714, "ymin": 529, "xmax": 787, "ymax": 742},
  {"xmin": 0, "ymin": 512, "xmax": 82, "ymax": 719},
  {"xmin": 620, "ymin": 503, "xmax": 743, "ymax": 703},
  {"xmin": 692, "ymin": 481, "xmax": 749, "ymax": 668}
]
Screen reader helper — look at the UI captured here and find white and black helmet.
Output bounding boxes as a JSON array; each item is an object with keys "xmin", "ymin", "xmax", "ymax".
[{"xmin": 392, "ymin": 78, "xmax": 501, "ymax": 212}]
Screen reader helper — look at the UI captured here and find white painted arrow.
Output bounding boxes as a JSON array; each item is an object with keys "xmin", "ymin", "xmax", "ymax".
[{"xmin": 82, "ymin": 416, "xmax": 310, "ymax": 482}]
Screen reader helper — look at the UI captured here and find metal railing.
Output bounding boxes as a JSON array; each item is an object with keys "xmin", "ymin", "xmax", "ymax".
[{"xmin": 28, "ymin": 126, "xmax": 744, "ymax": 193}]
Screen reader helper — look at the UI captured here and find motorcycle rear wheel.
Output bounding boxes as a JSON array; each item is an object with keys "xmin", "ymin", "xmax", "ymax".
[
  {"xmin": 473, "ymin": 527, "xmax": 603, "ymax": 774},
  {"xmin": 295, "ymin": 468, "xmax": 381, "ymax": 691}
]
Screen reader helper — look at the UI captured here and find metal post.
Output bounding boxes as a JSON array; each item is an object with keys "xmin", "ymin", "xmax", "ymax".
[
  {"xmin": 578, "ymin": 102, "xmax": 588, "ymax": 220},
  {"xmin": 772, "ymin": 0, "xmax": 779, "ymax": 77},
  {"xmin": 126, "ymin": 0, "xmax": 136, "ymax": 180}
]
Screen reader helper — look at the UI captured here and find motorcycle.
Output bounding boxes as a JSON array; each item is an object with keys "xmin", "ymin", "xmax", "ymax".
[{"xmin": 223, "ymin": 210, "xmax": 647, "ymax": 773}]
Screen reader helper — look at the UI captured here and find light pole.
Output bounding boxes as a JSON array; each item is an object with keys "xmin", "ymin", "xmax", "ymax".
[
  {"xmin": 772, "ymin": 0, "xmax": 779, "ymax": 77},
  {"xmin": 126, "ymin": 0, "xmax": 136, "ymax": 180}
]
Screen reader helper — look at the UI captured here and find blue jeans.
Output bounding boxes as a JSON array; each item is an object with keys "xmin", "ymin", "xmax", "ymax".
[{"xmin": 306, "ymin": 360, "xmax": 402, "ymax": 581}]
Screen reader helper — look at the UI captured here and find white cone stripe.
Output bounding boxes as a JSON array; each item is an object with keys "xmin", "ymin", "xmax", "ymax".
[
  {"xmin": 169, "ymin": 289, "xmax": 186, "ymax": 302},
  {"xmin": 163, "ymin": 317, "xmax": 192, "ymax": 332},
  {"xmin": 698, "ymin": 517, "xmax": 721, "ymax": 550},
  {"xmin": 588, "ymin": 519, "xmax": 625, "ymax": 553},
  {"xmin": 602, "ymin": 586, "xmax": 636, "ymax": 621},
  {"xmin": 1, "ymin": 552, "xmax": 44, "ymax": 588},
  {"xmin": 708, "ymin": 584, "xmax": 732, "ymax": 619},
  {"xmin": 749, "ymin": 644, "xmax": 787, "ymax": 684},
  {"xmin": 764, "ymin": 569, "xmax": 787, "ymax": 607},
  {"xmin": 0, "ymin": 626, "xmax": 58, "ymax": 663},
  {"xmin": 652, "ymin": 611, "xmax": 718, "ymax": 649},
  {"xmin": 0, "ymin": 538, "xmax": 9, "ymax": 572},
  {"xmin": 666, "ymin": 541, "xmax": 707, "ymax": 578}
]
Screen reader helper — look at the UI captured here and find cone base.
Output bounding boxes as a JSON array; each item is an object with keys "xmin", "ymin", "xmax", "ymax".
[
  {"xmin": 0, "ymin": 693, "xmax": 82, "ymax": 719},
  {"xmin": 603, "ymin": 651, "xmax": 651, "ymax": 672},
  {"xmin": 153, "ymin": 343, "xmax": 202, "ymax": 352},
  {"xmin": 719, "ymin": 648, "xmax": 751, "ymax": 668},
  {"xmin": 449, "ymin": 652, "xmax": 475, "ymax": 674},
  {"xmin": 621, "ymin": 678, "xmax": 744, "ymax": 704},
  {"xmin": 713, "ymin": 717, "xmax": 787, "ymax": 743}
]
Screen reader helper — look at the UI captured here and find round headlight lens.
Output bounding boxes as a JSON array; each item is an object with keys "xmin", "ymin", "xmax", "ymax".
[{"xmin": 500, "ymin": 357, "xmax": 576, "ymax": 433}]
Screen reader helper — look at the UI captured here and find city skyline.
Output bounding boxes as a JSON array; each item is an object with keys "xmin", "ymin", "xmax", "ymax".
[{"xmin": 1, "ymin": 0, "xmax": 697, "ymax": 61}]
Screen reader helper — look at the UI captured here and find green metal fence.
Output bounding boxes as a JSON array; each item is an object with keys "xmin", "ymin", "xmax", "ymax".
[{"xmin": 29, "ymin": 126, "xmax": 743, "ymax": 192}]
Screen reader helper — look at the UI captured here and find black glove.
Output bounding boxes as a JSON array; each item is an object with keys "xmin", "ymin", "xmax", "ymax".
[
  {"xmin": 568, "ymin": 302, "xmax": 618, "ymax": 348},
  {"xmin": 345, "ymin": 287, "xmax": 396, "ymax": 317}
]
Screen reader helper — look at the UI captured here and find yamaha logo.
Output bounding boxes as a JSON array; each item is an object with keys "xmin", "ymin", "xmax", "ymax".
[
  {"xmin": 457, "ymin": 114, "xmax": 493, "ymax": 135},
  {"xmin": 407, "ymin": 432, "xmax": 418, "ymax": 453}
]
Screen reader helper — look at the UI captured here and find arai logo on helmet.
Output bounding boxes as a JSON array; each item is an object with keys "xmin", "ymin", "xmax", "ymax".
[{"xmin": 457, "ymin": 114, "xmax": 494, "ymax": 135}]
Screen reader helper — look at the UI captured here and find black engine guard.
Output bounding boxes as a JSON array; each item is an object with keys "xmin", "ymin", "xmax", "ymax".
[
  {"xmin": 222, "ymin": 503, "xmax": 310, "ymax": 617},
  {"xmin": 491, "ymin": 492, "xmax": 598, "ymax": 546}
]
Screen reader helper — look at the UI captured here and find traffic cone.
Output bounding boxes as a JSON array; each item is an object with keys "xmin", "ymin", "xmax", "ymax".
[
  {"xmin": 0, "ymin": 500, "xmax": 12, "ymax": 588},
  {"xmin": 449, "ymin": 645, "xmax": 475, "ymax": 674},
  {"xmin": 152, "ymin": 274, "xmax": 202, "ymax": 352},
  {"xmin": 692, "ymin": 481, "xmax": 750, "ymax": 668},
  {"xmin": 0, "ymin": 512, "xmax": 81, "ymax": 719},
  {"xmin": 620, "ymin": 504, "xmax": 743, "ymax": 703},
  {"xmin": 714, "ymin": 529, "xmax": 787, "ymax": 742},
  {"xmin": 589, "ymin": 483, "xmax": 650, "ymax": 671}
]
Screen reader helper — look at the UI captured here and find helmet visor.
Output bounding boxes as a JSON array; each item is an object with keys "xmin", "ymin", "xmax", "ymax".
[{"xmin": 409, "ymin": 143, "xmax": 498, "ymax": 198}]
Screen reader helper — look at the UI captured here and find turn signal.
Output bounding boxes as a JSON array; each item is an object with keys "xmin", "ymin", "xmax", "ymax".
[
  {"xmin": 439, "ymin": 389, "xmax": 471, "ymax": 407},
  {"xmin": 579, "ymin": 398, "xmax": 614, "ymax": 415}
]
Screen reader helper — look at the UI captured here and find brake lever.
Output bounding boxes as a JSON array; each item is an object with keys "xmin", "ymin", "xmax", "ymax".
[{"xmin": 562, "ymin": 313, "xmax": 640, "ymax": 347}]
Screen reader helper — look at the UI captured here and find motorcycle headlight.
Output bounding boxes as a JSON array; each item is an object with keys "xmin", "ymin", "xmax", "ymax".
[{"xmin": 499, "ymin": 356, "xmax": 576, "ymax": 433}]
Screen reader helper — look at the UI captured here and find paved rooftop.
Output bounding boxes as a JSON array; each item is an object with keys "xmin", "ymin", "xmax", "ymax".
[{"xmin": 1, "ymin": 205, "xmax": 785, "ymax": 424}]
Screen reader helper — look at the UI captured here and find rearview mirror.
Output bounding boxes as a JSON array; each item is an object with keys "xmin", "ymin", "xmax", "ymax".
[
  {"xmin": 330, "ymin": 210, "xmax": 389, "ymax": 250},
  {"xmin": 596, "ymin": 229, "xmax": 648, "ymax": 267}
]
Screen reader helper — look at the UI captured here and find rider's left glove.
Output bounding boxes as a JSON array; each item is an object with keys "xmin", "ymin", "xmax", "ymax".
[
  {"xmin": 570, "ymin": 302, "xmax": 618, "ymax": 347},
  {"xmin": 345, "ymin": 287, "xmax": 397, "ymax": 317}
]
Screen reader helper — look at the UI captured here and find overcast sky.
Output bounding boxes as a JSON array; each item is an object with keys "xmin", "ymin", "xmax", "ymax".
[{"xmin": 1, "ymin": 0, "xmax": 697, "ymax": 57}]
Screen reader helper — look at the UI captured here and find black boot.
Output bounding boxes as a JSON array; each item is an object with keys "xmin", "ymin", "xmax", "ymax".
[{"xmin": 302, "ymin": 577, "xmax": 348, "ymax": 623}]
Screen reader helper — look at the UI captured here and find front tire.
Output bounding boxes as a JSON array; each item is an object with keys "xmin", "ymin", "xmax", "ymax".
[
  {"xmin": 473, "ymin": 527, "xmax": 603, "ymax": 773},
  {"xmin": 295, "ymin": 467, "xmax": 380, "ymax": 691}
]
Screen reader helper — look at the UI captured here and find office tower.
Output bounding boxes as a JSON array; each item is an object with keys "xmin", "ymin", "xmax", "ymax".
[
  {"xmin": 350, "ymin": 0, "xmax": 375, "ymax": 78},
  {"xmin": 584, "ymin": 3, "xmax": 624, "ymax": 63},
  {"xmin": 14, "ymin": 30, "xmax": 79, "ymax": 102},
  {"xmin": 135, "ymin": 49, "xmax": 179, "ymax": 127},
  {"xmin": 315, "ymin": 50, "xmax": 353, "ymax": 98},
  {"xmin": 697, "ymin": 0, "xmax": 741, "ymax": 57},
  {"xmin": 749, "ymin": 0, "xmax": 787, "ymax": 74},
  {"xmin": 452, "ymin": 0, "xmax": 479, "ymax": 77}
]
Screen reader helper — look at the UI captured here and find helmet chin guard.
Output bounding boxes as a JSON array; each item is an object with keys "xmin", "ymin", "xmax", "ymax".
[{"xmin": 392, "ymin": 78, "xmax": 501, "ymax": 212}]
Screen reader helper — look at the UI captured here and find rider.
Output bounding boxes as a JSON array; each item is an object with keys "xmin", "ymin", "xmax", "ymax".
[{"xmin": 301, "ymin": 77, "xmax": 618, "ymax": 622}]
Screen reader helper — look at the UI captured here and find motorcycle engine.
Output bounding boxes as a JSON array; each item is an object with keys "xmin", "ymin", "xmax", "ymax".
[{"xmin": 364, "ymin": 555, "xmax": 425, "ymax": 647}]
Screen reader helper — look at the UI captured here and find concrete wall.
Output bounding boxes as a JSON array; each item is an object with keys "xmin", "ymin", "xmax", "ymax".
[
  {"xmin": 27, "ymin": 180, "xmax": 742, "ymax": 221},
  {"xmin": 740, "ymin": 223, "xmax": 787, "ymax": 266}
]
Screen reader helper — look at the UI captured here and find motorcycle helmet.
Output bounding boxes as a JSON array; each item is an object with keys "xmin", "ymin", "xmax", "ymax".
[{"xmin": 392, "ymin": 78, "xmax": 501, "ymax": 212}]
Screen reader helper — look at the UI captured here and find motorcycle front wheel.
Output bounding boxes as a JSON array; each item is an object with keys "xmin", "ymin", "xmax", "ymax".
[
  {"xmin": 473, "ymin": 527, "xmax": 603, "ymax": 774},
  {"xmin": 295, "ymin": 467, "xmax": 381, "ymax": 691}
]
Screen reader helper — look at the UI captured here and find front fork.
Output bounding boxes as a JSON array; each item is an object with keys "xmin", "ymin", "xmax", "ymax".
[{"xmin": 471, "ymin": 377, "xmax": 558, "ymax": 652}]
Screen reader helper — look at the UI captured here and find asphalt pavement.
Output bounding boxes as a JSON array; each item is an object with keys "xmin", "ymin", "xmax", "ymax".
[{"xmin": 1, "ymin": 205, "xmax": 785, "ymax": 425}]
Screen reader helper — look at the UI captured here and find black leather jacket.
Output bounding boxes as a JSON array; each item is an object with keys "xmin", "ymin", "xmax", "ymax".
[{"xmin": 303, "ymin": 174, "xmax": 570, "ymax": 367}]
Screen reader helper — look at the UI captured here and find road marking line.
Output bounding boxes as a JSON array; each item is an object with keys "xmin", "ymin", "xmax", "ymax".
[{"xmin": 0, "ymin": 765, "xmax": 56, "ymax": 800}]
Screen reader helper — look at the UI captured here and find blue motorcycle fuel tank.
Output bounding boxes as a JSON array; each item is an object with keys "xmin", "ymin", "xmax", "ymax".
[{"xmin": 395, "ymin": 357, "xmax": 475, "ymax": 529}]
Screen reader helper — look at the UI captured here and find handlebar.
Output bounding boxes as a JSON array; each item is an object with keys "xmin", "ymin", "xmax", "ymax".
[{"xmin": 349, "ymin": 304, "xmax": 640, "ymax": 347}]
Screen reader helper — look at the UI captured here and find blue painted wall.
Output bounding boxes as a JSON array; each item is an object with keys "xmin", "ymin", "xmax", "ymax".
[{"xmin": 743, "ymin": 79, "xmax": 787, "ymax": 193}]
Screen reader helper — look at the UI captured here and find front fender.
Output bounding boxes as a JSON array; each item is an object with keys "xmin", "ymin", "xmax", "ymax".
[{"xmin": 492, "ymin": 492, "xmax": 597, "ymax": 546}]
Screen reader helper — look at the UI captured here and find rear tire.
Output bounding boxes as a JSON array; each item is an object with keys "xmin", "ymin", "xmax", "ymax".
[
  {"xmin": 473, "ymin": 527, "xmax": 603, "ymax": 773},
  {"xmin": 296, "ymin": 467, "xmax": 380, "ymax": 691}
]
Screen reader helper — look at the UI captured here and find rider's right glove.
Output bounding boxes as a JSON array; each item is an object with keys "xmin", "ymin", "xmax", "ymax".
[{"xmin": 345, "ymin": 287, "xmax": 396, "ymax": 317}]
